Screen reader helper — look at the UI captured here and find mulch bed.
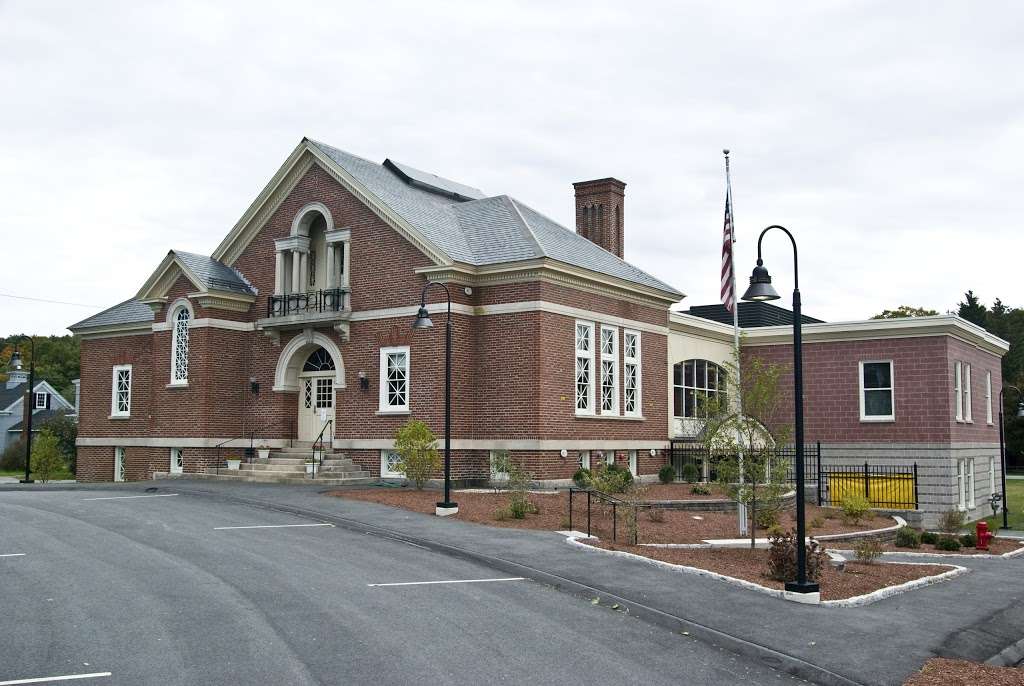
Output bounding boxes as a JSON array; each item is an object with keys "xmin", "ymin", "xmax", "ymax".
[
  {"xmin": 582, "ymin": 541, "xmax": 954, "ymax": 601},
  {"xmin": 903, "ymin": 657, "xmax": 1024, "ymax": 685},
  {"xmin": 637, "ymin": 483, "xmax": 730, "ymax": 500},
  {"xmin": 330, "ymin": 486, "xmax": 892, "ymax": 543},
  {"xmin": 862, "ymin": 537, "xmax": 1023, "ymax": 556}
]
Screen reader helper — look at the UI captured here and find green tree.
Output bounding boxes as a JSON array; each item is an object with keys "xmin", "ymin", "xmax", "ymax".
[
  {"xmin": 43, "ymin": 414, "xmax": 78, "ymax": 474},
  {"xmin": 701, "ymin": 346, "xmax": 793, "ymax": 547},
  {"xmin": 957, "ymin": 290, "xmax": 988, "ymax": 327},
  {"xmin": 393, "ymin": 419, "xmax": 440, "ymax": 489},
  {"xmin": 0, "ymin": 334, "xmax": 80, "ymax": 400},
  {"xmin": 30, "ymin": 430, "xmax": 65, "ymax": 483},
  {"xmin": 871, "ymin": 305, "xmax": 939, "ymax": 319}
]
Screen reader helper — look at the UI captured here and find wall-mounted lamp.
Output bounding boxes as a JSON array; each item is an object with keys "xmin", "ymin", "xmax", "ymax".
[
  {"xmin": 649, "ymin": 448, "xmax": 657, "ymax": 457},
  {"xmin": 358, "ymin": 371, "xmax": 369, "ymax": 390},
  {"xmin": 249, "ymin": 377, "xmax": 259, "ymax": 395},
  {"xmin": 559, "ymin": 448, "xmax": 568, "ymax": 459}
]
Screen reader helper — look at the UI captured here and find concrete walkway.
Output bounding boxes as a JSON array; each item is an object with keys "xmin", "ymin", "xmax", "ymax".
[{"xmin": 7, "ymin": 479, "xmax": 1024, "ymax": 686}]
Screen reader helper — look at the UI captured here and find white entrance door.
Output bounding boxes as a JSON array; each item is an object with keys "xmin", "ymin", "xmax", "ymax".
[{"xmin": 298, "ymin": 374, "xmax": 335, "ymax": 444}]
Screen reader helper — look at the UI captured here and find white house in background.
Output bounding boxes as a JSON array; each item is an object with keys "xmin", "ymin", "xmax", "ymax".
[{"xmin": 0, "ymin": 356, "xmax": 75, "ymax": 451}]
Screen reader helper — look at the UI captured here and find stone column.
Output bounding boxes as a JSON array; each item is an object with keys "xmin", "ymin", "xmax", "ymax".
[
  {"xmin": 274, "ymin": 251, "xmax": 284, "ymax": 296},
  {"xmin": 341, "ymin": 241, "xmax": 350, "ymax": 288},
  {"xmin": 299, "ymin": 252, "xmax": 308, "ymax": 292},
  {"xmin": 291, "ymin": 248, "xmax": 302, "ymax": 293},
  {"xmin": 325, "ymin": 244, "xmax": 335, "ymax": 289}
]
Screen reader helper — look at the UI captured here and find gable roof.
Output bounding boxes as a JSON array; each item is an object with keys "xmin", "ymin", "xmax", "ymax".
[
  {"xmin": 304, "ymin": 140, "xmax": 680, "ymax": 297},
  {"xmin": 0, "ymin": 380, "xmax": 72, "ymax": 413},
  {"xmin": 172, "ymin": 251, "xmax": 255, "ymax": 295},
  {"xmin": 7, "ymin": 408, "xmax": 75, "ymax": 432},
  {"xmin": 69, "ymin": 298, "xmax": 154, "ymax": 332}
]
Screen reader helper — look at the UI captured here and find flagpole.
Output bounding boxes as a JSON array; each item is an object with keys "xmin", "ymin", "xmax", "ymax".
[{"xmin": 724, "ymin": 149, "xmax": 747, "ymax": 536}]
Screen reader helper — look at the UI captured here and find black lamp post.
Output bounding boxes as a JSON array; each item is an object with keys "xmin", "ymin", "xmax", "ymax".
[
  {"xmin": 412, "ymin": 281, "xmax": 457, "ymax": 516},
  {"xmin": 997, "ymin": 384, "xmax": 1024, "ymax": 530},
  {"xmin": 10, "ymin": 338, "xmax": 36, "ymax": 484},
  {"xmin": 741, "ymin": 225, "xmax": 818, "ymax": 594}
]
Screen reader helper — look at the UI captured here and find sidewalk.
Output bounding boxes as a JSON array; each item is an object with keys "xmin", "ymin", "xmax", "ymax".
[{"xmin": 11, "ymin": 480, "xmax": 1024, "ymax": 686}]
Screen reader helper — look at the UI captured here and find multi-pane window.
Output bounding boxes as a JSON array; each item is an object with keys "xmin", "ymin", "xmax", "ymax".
[
  {"xmin": 623, "ymin": 330, "xmax": 641, "ymax": 416},
  {"xmin": 963, "ymin": 363, "xmax": 973, "ymax": 423},
  {"xmin": 111, "ymin": 365, "xmax": 132, "ymax": 417},
  {"xmin": 578, "ymin": 451, "xmax": 591, "ymax": 470},
  {"xmin": 986, "ymin": 371, "xmax": 993, "ymax": 424},
  {"xmin": 957, "ymin": 458, "xmax": 976, "ymax": 511},
  {"xmin": 954, "ymin": 361, "xmax": 964, "ymax": 421},
  {"xmin": 379, "ymin": 346, "xmax": 410, "ymax": 412},
  {"xmin": 380, "ymin": 449, "xmax": 403, "ymax": 478},
  {"xmin": 860, "ymin": 361, "xmax": 894, "ymax": 421},
  {"xmin": 628, "ymin": 449, "xmax": 637, "ymax": 476},
  {"xmin": 171, "ymin": 306, "xmax": 190, "ymax": 385},
  {"xmin": 315, "ymin": 378, "xmax": 333, "ymax": 408},
  {"xmin": 34, "ymin": 392, "xmax": 47, "ymax": 409},
  {"xmin": 990, "ymin": 456, "xmax": 996, "ymax": 497},
  {"xmin": 600, "ymin": 326, "xmax": 618, "ymax": 415},
  {"xmin": 304, "ymin": 379, "xmax": 313, "ymax": 409},
  {"xmin": 170, "ymin": 447, "xmax": 184, "ymax": 474},
  {"xmin": 575, "ymin": 322, "xmax": 594, "ymax": 414},
  {"xmin": 673, "ymin": 359, "xmax": 726, "ymax": 419},
  {"xmin": 114, "ymin": 447, "xmax": 126, "ymax": 482}
]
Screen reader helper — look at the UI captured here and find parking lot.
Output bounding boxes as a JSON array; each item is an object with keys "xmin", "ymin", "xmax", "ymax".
[{"xmin": 0, "ymin": 487, "xmax": 786, "ymax": 686}]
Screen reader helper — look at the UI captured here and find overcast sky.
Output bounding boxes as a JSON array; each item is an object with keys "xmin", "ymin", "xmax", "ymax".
[{"xmin": 1, "ymin": 1, "xmax": 1022, "ymax": 336}]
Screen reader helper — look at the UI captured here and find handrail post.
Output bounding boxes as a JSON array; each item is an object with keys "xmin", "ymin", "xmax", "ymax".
[
  {"xmin": 612, "ymin": 503, "xmax": 617, "ymax": 542},
  {"xmin": 569, "ymin": 488, "xmax": 574, "ymax": 531},
  {"xmin": 913, "ymin": 462, "xmax": 919, "ymax": 510},
  {"xmin": 864, "ymin": 461, "xmax": 869, "ymax": 499},
  {"xmin": 587, "ymin": 491, "xmax": 591, "ymax": 538}
]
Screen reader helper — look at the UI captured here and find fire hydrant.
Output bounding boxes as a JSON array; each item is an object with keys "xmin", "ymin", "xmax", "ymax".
[{"xmin": 976, "ymin": 521, "xmax": 994, "ymax": 550}]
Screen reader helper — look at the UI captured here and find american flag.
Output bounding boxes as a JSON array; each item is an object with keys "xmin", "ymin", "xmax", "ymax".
[{"xmin": 720, "ymin": 189, "xmax": 735, "ymax": 313}]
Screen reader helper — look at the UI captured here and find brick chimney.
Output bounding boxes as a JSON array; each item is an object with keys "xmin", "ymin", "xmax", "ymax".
[{"xmin": 574, "ymin": 178, "xmax": 626, "ymax": 258}]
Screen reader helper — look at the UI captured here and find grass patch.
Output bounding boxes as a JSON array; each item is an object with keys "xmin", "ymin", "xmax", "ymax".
[
  {"xmin": 983, "ymin": 478, "xmax": 1024, "ymax": 531},
  {"xmin": 0, "ymin": 469, "xmax": 74, "ymax": 481}
]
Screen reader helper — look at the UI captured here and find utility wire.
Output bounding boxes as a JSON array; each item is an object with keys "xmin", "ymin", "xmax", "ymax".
[{"xmin": 0, "ymin": 292, "xmax": 101, "ymax": 308}]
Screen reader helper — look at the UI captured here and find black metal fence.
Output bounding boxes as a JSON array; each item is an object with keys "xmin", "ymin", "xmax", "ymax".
[
  {"xmin": 668, "ymin": 440, "xmax": 918, "ymax": 510},
  {"xmin": 267, "ymin": 287, "xmax": 349, "ymax": 318}
]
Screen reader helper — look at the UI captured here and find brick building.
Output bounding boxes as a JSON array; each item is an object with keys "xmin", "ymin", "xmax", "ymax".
[{"xmin": 70, "ymin": 138, "xmax": 1008, "ymax": 524}]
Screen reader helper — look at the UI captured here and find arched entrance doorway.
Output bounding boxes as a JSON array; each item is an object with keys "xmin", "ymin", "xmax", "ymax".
[{"xmin": 297, "ymin": 347, "xmax": 336, "ymax": 444}]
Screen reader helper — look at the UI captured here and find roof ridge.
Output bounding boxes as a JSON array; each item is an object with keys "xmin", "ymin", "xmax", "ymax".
[{"xmin": 504, "ymin": 196, "xmax": 545, "ymax": 258}]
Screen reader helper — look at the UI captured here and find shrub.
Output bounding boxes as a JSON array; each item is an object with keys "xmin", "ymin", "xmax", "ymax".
[
  {"xmin": 754, "ymin": 507, "xmax": 779, "ymax": 530},
  {"xmin": 30, "ymin": 431, "xmax": 65, "ymax": 483},
  {"xmin": 393, "ymin": 420, "xmax": 440, "ymax": 490},
  {"xmin": 765, "ymin": 530, "xmax": 826, "ymax": 582},
  {"xmin": 809, "ymin": 516, "xmax": 825, "ymax": 530},
  {"xmin": 493, "ymin": 507, "xmax": 511, "ymax": 521},
  {"xmin": 680, "ymin": 463, "xmax": 700, "ymax": 483},
  {"xmin": 938, "ymin": 509, "xmax": 966, "ymax": 536},
  {"xmin": 841, "ymin": 493, "xmax": 871, "ymax": 525},
  {"xmin": 959, "ymin": 533, "xmax": 977, "ymax": 548},
  {"xmin": 854, "ymin": 539, "xmax": 883, "ymax": 564},
  {"xmin": 505, "ymin": 458, "xmax": 536, "ymax": 519},
  {"xmin": 573, "ymin": 468, "xmax": 592, "ymax": 489},
  {"xmin": 44, "ymin": 414, "xmax": 78, "ymax": 475},
  {"xmin": 690, "ymin": 485, "xmax": 712, "ymax": 496},
  {"xmin": 920, "ymin": 531, "xmax": 939, "ymax": 545},
  {"xmin": 658, "ymin": 465, "xmax": 676, "ymax": 484},
  {"xmin": 0, "ymin": 437, "xmax": 26, "ymax": 471},
  {"xmin": 935, "ymin": 535, "xmax": 962, "ymax": 551},
  {"xmin": 895, "ymin": 527, "xmax": 921, "ymax": 548},
  {"xmin": 591, "ymin": 463, "xmax": 632, "ymax": 494},
  {"xmin": 766, "ymin": 524, "xmax": 785, "ymax": 538},
  {"xmin": 647, "ymin": 507, "xmax": 665, "ymax": 523}
]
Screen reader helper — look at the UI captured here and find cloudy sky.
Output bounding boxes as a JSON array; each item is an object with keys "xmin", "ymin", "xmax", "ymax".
[{"xmin": 1, "ymin": 1, "xmax": 1021, "ymax": 336}]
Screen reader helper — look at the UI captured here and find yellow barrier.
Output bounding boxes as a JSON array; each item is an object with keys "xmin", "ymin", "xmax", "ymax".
[{"xmin": 827, "ymin": 472, "xmax": 916, "ymax": 509}]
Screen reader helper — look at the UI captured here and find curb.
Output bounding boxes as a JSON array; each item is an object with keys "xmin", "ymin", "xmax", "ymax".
[
  {"xmin": 166, "ymin": 484, "xmax": 867, "ymax": 686},
  {"xmin": 827, "ymin": 540, "xmax": 1024, "ymax": 560},
  {"xmin": 987, "ymin": 637, "xmax": 1024, "ymax": 668}
]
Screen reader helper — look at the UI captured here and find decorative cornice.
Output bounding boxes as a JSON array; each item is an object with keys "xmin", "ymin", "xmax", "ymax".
[
  {"xmin": 325, "ymin": 228, "xmax": 351, "ymax": 243},
  {"xmin": 273, "ymin": 236, "xmax": 311, "ymax": 253}
]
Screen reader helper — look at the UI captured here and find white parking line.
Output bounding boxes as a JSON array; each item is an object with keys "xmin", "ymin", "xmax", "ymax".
[
  {"xmin": 367, "ymin": 577, "xmax": 526, "ymax": 587},
  {"xmin": 81, "ymin": 494, "xmax": 179, "ymax": 501},
  {"xmin": 0, "ymin": 672, "xmax": 112, "ymax": 685},
  {"xmin": 0, "ymin": 554, "xmax": 26, "ymax": 558},
  {"xmin": 213, "ymin": 523, "xmax": 335, "ymax": 531}
]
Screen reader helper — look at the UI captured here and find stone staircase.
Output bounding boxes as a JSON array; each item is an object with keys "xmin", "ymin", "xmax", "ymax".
[{"xmin": 188, "ymin": 447, "xmax": 374, "ymax": 486}]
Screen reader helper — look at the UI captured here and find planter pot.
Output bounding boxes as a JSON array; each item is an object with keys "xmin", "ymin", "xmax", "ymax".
[
  {"xmin": 305, "ymin": 463, "xmax": 316, "ymax": 476},
  {"xmin": 257, "ymin": 449, "xmax": 270, "ymax": 461},
  {"xmin": 226, "ymin": 460, "xmax": 241, "ymax": 471}
]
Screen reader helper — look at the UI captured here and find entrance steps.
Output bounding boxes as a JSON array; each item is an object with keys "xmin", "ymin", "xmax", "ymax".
[{"xmin": 192, "ymin": 450, "xmax": 373, "ymax": 485}]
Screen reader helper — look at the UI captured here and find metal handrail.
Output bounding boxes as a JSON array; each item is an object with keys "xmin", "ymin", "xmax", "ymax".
[
  {"xmin": 267, "ymin": 287, "xmax": 350, "ymax": 318},
  {"xmin": 213, "ymin": 419, "xmax": 295, "ymax": 476},
  {"xmin": 568, "ymin": 487, "xmax": 651, "ymax": 544},
  {"xmin": 309, "ymin": 419, "xmax": 333, "ymax": 480}
]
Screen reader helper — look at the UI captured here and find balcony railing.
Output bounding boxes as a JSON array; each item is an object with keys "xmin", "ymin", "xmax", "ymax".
[{"xmin": 267, "ymin": 287, "xmax": 349, "ymax": 318}]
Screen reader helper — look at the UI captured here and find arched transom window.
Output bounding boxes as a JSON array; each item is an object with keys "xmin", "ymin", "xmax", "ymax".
[
  {"xmin": 171, "ymin": 306, "xmax": 190, "ymax": 384},
  {"xmin": 303, "ymin": 348, "xmax": 336, "ymax": 372},
  {"xmin": 673, "ymin": 359, "xmax": 726, "ymax": 419}
]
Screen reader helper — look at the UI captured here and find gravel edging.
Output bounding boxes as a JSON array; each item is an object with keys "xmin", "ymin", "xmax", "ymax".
[
  {"xmin": 568, "ymin": 535, "xmax": 967, "ymax": 608},
  {"xmin": 827, "ymin": 540, "xmax": 1024, "ymax": 561}
]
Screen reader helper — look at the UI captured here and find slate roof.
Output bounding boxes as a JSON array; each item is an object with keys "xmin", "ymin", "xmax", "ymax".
[
  {"xmin": 173, "ymin": 251, "xmax": 255, "ymax": 295},
  {"xmin": 69, "ymin": 298, "xmax": 154, "ymax": 332},
  {"xmin": 8, "ymin": 408, "xmax": 74, "ymax": 432},
  {"xmin": 310, "ymin": 140, "xmax": 681, "ymax": 296},
  {"xmin": 0, "ymin": 381, "xmax": 67, "ymax": 412},
  {"xmin": 686, "ymin": 302, "xmax": 824, "ymax": 328}
]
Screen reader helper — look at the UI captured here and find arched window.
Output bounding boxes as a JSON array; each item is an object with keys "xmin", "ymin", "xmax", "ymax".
[
  {"xmin": 673, "ymin": 359, "xmax": 726, "ymax": 418},
  {"xmin": 303, "ymin": 348, "xmax": 336, "ymax": 372},
  {"xmin": 171, "ymin": 306, "xmax": 190, "ymax": 384}
]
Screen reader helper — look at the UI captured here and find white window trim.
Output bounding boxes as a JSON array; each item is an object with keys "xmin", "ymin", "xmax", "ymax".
[
  {"xmin": 170, "ymin": 447, "xmax": 183, "ymax": 474},
  {"xmin": 489, "ymin": 450, "xmax": 509, "ymax": 483},
  {"xmin": 623, "ymin": 329, "xmax": 642, "ymax": 417},
  {"xmin": 378, "ymin": 346, "xmax": 410, "ymax": 413},
  {"xmin": 169, "ymin": 301, "xmax": 192, "ymax": 387},
  {"xmin": 966, "ymin": 457, "xmax": 975, "ymax": 509},
  {"xmin": 578, "ymin": 451, "xmax": 590, "ymax": 470},
  {"xmin": 34, "ymin": 392, "xmax": 47, "ymax": 409},
  {"xmin": 956, "ymin": 459, "xmax": 965, "ymax": 510},
  {"xmin": 380, "ymin": 449, "xmax": 403, "ymax": 478},
  {"xmin": 954, "ymin": 361, "xmax": 964, "ymax": 422},
  {"xmin": 989, "ymin": 456, "xmax": 996, "ymax": 497},
  {"xmin": 114, "ymin": 447, "xmax": 125, "ymax": 482},
  {"xmin": 628, "ymin": 449, "xmax": 638, "ymax": 476},
  {"xmin": 599, "ymin": 325, "xmax": 619, "ymax": 416},
  {"xmin": 986, "ymin": 371, "xmax": 993, "ymax": 425},
  {"xmin": 111, "ymin": 364, "xmax": 132, "ymax": 418},
  {"xmin": 858, "ymin": 360, "xmax": 895, "ymax": 422},
  {"xmin": 574, "ymin": 320, "xmax": 595, "ymax": 416},
  {"xmin": 963, "ymin": 363, "xmax": 973, "ymax": 423}
]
